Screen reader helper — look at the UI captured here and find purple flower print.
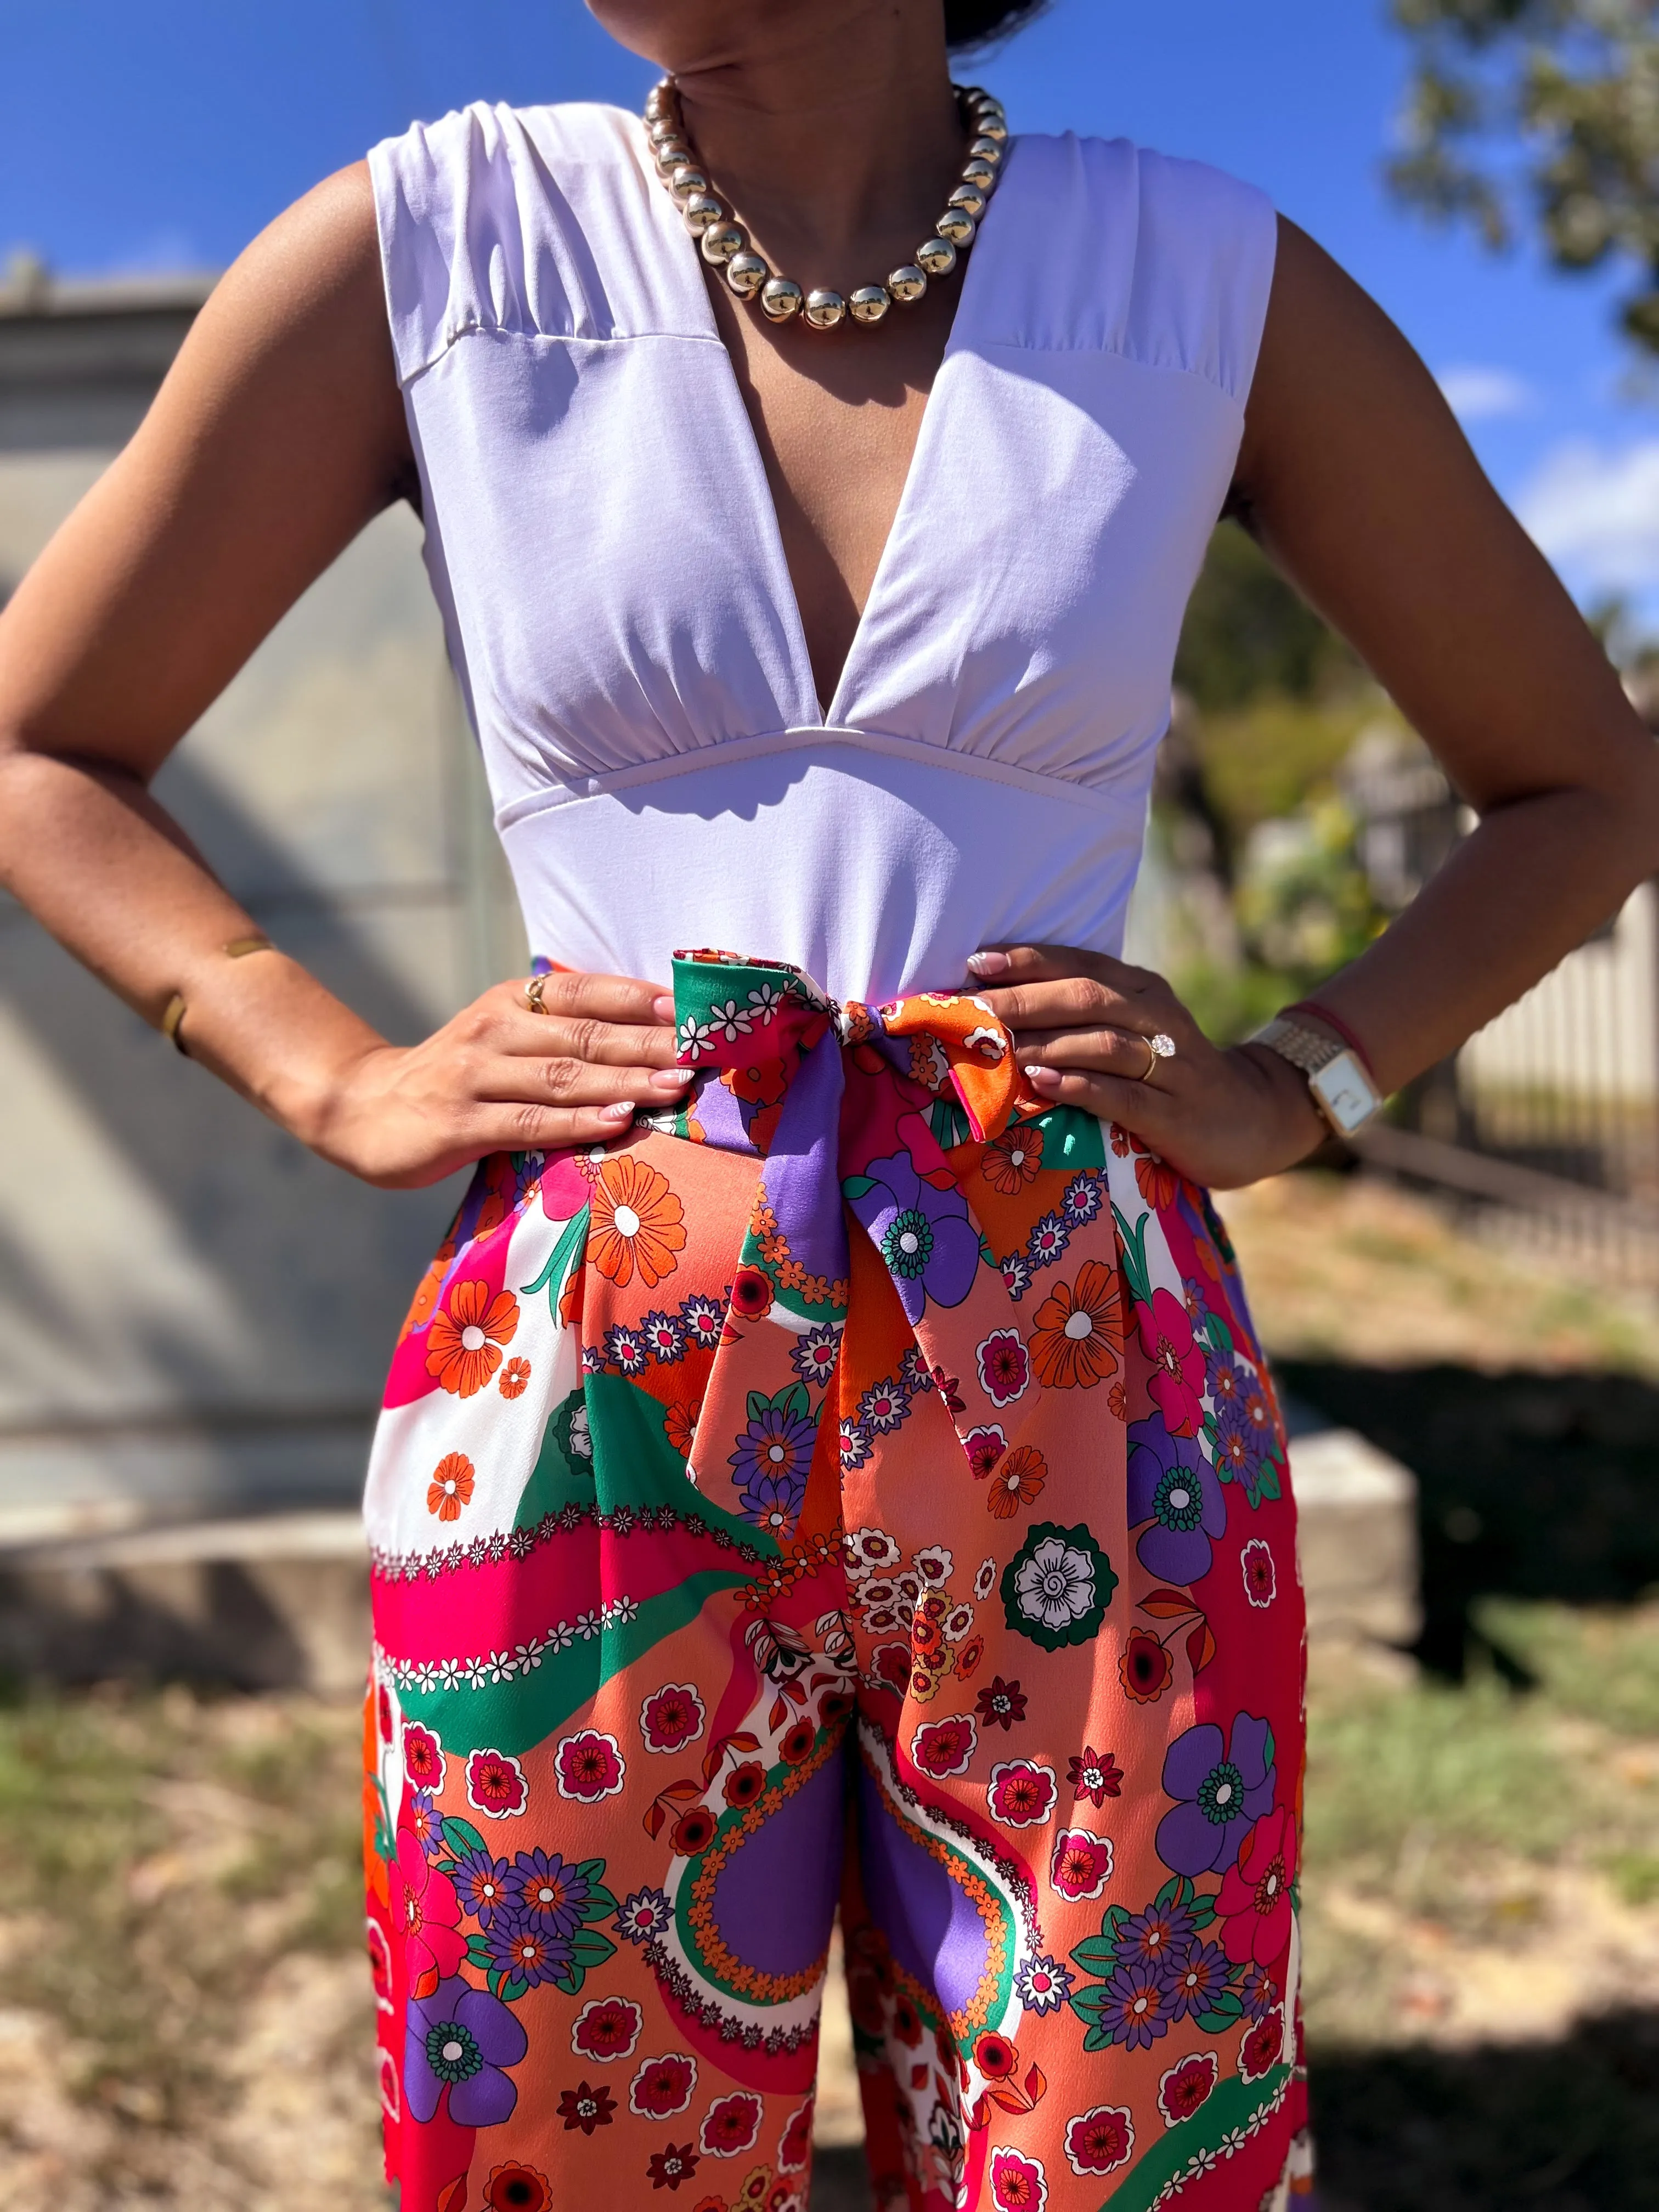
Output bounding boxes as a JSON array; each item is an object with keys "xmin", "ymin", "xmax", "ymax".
[
  {"xmin": 845, "ymin": 1149, "xmax": 980, "ymax": 1323},
  {"xmin": 738, "ymin": 1467, "xmax": 806, "ymax": 1536},
  {"xmin": 450, "ymin": 1845, "xmax": 511, "ymax": 1930},
  {"xmin": 1126, "ymin": 1419, "xmax": 1226, "ymax": 1585},
  {"xmin": 505, "ymin": 1848, "xmax": 592, "ymax": 1940},
  {"xmin": 1156, "ymin": 1713, "xmax": 1277, "ymax": 1877},
  {"xmin": 403, "ymin": 1974, "xmax": 527, "ymax": 2126},
  {"xmin": 485, "ymin": 1911, "xmax": 575, "ymax": 1988},
  {"xmin": 734, "ymin": 1407, "xmax": 827, "ymax": 1495},
  {"xmin": 1114, "ymin": 1894, "xmax": 1197, "ymax": 1978}
]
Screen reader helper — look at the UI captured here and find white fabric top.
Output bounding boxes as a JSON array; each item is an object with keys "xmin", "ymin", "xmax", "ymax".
[{"xmin": 368, "ymin": 101, "xmax": 1277, "ymax": 1005}]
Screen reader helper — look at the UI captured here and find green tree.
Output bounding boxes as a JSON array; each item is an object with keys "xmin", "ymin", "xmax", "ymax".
[{"xmin": 1389, "ymin": 0, "xmax": 1659, "ymax": 354}]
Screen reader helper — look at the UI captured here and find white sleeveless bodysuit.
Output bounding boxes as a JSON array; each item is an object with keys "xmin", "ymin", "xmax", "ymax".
[{"xmin": 368, "ymin": 103, "xmax": 1277, "ymax": 1006}]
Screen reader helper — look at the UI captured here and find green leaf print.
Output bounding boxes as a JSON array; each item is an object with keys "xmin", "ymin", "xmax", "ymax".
[{"xmin": 519, "ymin": 1206, "xmax": 590, "ymax": 1319}]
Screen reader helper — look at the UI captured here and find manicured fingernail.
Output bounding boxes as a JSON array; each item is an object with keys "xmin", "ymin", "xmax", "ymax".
[
  {"xmin": 651, "ymin": 1068, "xmax": 695, "ymax": 1091},
  {"xmin": 602, "ymin": 1101, "xmax": 636, "ymax": 1122},
  {"xmin": 652, "ymin": 995, "xmax": 676, "ymax": 1021},
  {"xmin": 967, "ymin": 950, "xmax": 1011, "ymax": 977},
  {"xmin": 1023, "ymin": 1065, "xmax": 1060, "ymax": 1091}
]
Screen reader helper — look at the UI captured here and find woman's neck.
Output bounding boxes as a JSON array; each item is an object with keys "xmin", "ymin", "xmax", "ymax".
[{"xmin": 662, "ymin": 3, "xmax": 968, "ymax": 277}]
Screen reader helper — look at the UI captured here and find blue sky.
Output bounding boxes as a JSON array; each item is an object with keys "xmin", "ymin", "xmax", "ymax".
[{"xmin": 5, "ymin": 0, "xmax": 1656, "ymax": 623}]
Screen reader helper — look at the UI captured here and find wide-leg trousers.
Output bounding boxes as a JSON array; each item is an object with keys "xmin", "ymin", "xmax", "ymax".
[{"xmin": 361, "ymin": 953, "xmax": 1311, "ymax": 2212}]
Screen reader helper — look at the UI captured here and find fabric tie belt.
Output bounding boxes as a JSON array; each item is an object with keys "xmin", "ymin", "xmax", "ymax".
[{"xmin": 631, "ymin": 949, "xmax": 1125, "ymax": 1543}]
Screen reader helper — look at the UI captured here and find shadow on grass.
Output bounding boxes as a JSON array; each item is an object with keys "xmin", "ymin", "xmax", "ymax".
[
  {"xmin": 1277, "ymin": 1361, "xmax": 1659, "ymax": 1678},
  {"xmin": 809, "ymin": 2148, "xmax": 873, "ymax": 2212},
  {"xmin": 1313, "ymin": 2007, "xmax": 1659, "ymax": 2210}
]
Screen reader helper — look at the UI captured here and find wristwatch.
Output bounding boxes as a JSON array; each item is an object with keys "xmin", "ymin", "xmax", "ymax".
[{"xmin": 1248, "ymin": 1014, "xmax": 1384, "ymax": 1139}]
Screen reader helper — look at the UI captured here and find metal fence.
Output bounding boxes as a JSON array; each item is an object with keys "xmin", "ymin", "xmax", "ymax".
[{"xmin": 1343, "ymin": 735, "xmax": 1659, "ymax": 1280}]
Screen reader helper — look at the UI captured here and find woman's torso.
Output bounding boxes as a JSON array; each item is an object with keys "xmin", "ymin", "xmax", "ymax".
[{"xmin": 368, "ymin": 101, "xmax": 1276, "ymax": 1005}]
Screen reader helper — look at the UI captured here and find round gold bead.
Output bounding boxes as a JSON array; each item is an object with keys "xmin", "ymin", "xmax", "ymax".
[
  {"xmin": 888, "ymin": 263, "xmax": 927, "ymax": 304},
  {"xmin": 848, "ymin": 285, "xmax": 890, "ymax": 325},
  {"xmin": 935, "ymin": 207, "xmax": 977, "ymax": 247},
  {"xmin": 681, "ymin": 193, "xmax": 724, "ymax": 237},
  {"xmin": 669, "ymin": 165, "xmax": 709, "ymax": 201},
  {"xmin": 725, "ymin": 251, "xmax": 769, "ymax": 297},
  {"xmin": 975, "ymin": 115, "xmax": 1009, "ymax": 144},
  {"xmin": 700, "ymin": 222, "xmax": 745, "ymax": 265},
  {"xmin": 969, "ymin": 136, "xmax": 1004, "ymax": 166},
  {"xmin": 949, "ymin": 184, "xmax": 988, "ymax": 219},
  {"xmin": 761, "ymin": 276, "xmax": 804, "ymax": 321},
  {"xmin": 646, "ymin": 81, "xmax": 675, "ymax": 114},
  {"xmin": 654, "ymin": 140, "xmax": 693, "ymax": 176},
  {"xmin": 804, "ymin": 287, "xmax": 847, "ymax": 329},
  {"xmin": 915, "ymin": 235, "xmax": 957, "ymax": 278},
  {"xmin": 961, "ymin": 158, "xmax": 997, "ymax": 193},
  {"xmin": 648, "ymin": 114, "xmax": 680, "ymax": 144}
]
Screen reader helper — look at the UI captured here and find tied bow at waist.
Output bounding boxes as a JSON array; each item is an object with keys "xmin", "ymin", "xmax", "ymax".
[{"xmin": 641, "ymin": 949, "xmax": 1120, "ymax": 1516}]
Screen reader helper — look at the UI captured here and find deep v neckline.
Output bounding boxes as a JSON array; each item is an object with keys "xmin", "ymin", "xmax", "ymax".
[{"xmin": 657, "ymin": 132, "xmax": 1005, "ymax": 729}]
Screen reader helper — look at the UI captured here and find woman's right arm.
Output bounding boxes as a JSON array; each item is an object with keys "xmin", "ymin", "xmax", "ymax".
[{"xmin": 0, "ymin": 162, "xmax": 687, "ymax": 1187}]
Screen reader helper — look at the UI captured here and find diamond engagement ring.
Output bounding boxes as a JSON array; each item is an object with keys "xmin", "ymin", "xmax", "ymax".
[{"xmin": 1138, "ymin": 1032, "xmax": 1177, "ymax": 1082}]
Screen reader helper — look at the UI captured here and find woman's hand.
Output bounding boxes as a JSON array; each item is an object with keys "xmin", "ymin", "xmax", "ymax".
[
  {"xmin": 964, "ymin": 944, "xmax": 1329, "ymax": 1192},
  {"xmin": 300, "ymin": 968, "xmax": 690, "ymax": 1190}
]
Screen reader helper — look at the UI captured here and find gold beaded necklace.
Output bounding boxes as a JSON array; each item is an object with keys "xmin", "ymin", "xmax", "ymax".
[{"xmin": 642, "ymin": 77, "xmax": 1008, "ymax": 331}]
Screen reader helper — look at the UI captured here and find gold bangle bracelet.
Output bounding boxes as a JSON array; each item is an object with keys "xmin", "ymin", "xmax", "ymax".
[{"xmin": 159, "ymin": 935, "xmax": 275, "ymax": 1058}]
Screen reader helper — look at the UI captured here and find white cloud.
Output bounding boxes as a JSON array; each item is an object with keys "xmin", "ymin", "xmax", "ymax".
[
  {"xmin": 1516, "ymin": 438, "xmax": 1659, "ymax": 590},
  {"xmin": 1436, "ymin": 364, "xmax": 1538, "ymax": 424}
]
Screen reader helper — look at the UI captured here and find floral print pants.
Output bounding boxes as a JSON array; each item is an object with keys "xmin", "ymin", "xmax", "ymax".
[{"xmin": 362, "ymin": 954, "xmax": 1312, "ymax": 2212}]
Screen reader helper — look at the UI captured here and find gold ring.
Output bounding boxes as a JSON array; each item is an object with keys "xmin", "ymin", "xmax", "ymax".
[
  {"xmin": 524, "ymin": 973, "xmax": 551, "ymax": 1014},
  {"xmin": 1138, "ymin": 1031, "xmax": 1177, "ymax": 1082}
]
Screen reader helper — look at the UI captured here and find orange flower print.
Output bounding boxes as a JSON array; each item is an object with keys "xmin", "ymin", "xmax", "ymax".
[
  {"xmin": 427, "ymin": 1453, "xmax": 476, "ymax": 1521},
  {"xmin": 986, "ymin": 1444, "xmax": 1047, "ymax": 1520},
  {"xmin": 664, "ymin": 1399, "xmax": 698, "ymax": 1460},
  {"xmin": 1135, "ymin": 1148, "xmax": 1182, "ymax": 1212},
  {"xmin": 498, "ymin": 1357, "xmax": 532, "ymax": 1400},
  {"xmin": 587, "ymin": 1156, "xmax": 687, "ymax": 1289},
  {"xmin": 426, "ymin": 1278, "xmax": 520, "ymax": 1397},
  {"xmin": 1029, "ymin": 1260, "xmax": 1122, "ymax": 1389},
  {"xmin": 981, "ymin": 1121, "xmax": 1044, "ymax": 1196}
]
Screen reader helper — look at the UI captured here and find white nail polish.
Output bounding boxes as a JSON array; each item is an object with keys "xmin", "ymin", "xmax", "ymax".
[{"xmin": 967, "ymin": 950, "xmax": 1010, "ymax": 977}]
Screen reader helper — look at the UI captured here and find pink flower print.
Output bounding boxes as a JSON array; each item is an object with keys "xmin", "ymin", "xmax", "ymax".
[
  {"xmin": 1242, "ymin": 1539, "xmax": 1277, "ymax": 1609},
  {"xmin": 465, "ymin": 1747, "xmax": 528, "ymax": 1819},
  {"xmin": 987, "ymin": 1758, "xmax": 1057, "ymax": 1830},
  {"xmin": 964, "ymin": 1425, "xmax": 1007, "ymax": 1479},
  {"xmin": 392, "ymin": 1827, "xmax": 466, "ymax": 1998},
  {"xmin": 699, "ymin": 2090, "xmax": 763, "ymax": 2157},
  {"xmin": 1136, "ymin": 1286, "xmax": 1206, "ymax": 1438},
  {"xmin": 1049, "ymin": 1827, "xmax": 1114, "ymax": 1902},
  {"xmin": 1156, "ymin": 2050, "xmax": 1218, "ymax": 2127},
  {"xmin": 365, "ymin": 1915, "xmax": 393, "ymax": 2011},
  {"xmin": 989, "ymin": 2147, "xmax": 1048, "ymax": 2210},
  {"xmin": 1239, "ymin": 2006, "xmax": 1285, "ymax": 2082},
  {"xmin": 402, "ymin": 1721, "xmax": 444, "ymax": 1792},
  {"xmin": 629, "ymin": 2052, "xmax": 698, "ymax": 2119},
  {"xmin": 640, "ymin": 1683, "xmax": 707, "ymax": 1755},
  {"xmin": 1064, "ymin": 2106, "xmax": 1135, "ymax": 2178},
  {"xmin": 555, "ymin": 1728, "xmax": 626, "ymax": 1803},
  {"xmin": 911, "ymin": 1713, "xmax": 978, "ymax": 1780},
  {"xmin": 1215, "ymin": 1806, "xmax": 1298, "ymax": 1965},
  {"xmin": 777, "ymin": 2097, "xmax": 814, "ymax": 2172},
  {"xmin": 570, "ymin": 1995, "xmax": 643, "ymax": 2063},
  {"xmin": 977, "ymin": 1329, "xmax": 1031, "ymax": 1409}
]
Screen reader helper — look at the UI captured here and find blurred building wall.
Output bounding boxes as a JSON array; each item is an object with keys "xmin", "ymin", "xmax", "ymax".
[{"xmin": 0, "ymin": 274, "xmax": 526, "ymax": 1541}]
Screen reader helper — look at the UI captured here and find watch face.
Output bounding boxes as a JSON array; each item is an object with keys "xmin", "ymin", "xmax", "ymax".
[{"xmin": 1310, "ymin": 1051, "xmax": 1380, "ymax": 1137}]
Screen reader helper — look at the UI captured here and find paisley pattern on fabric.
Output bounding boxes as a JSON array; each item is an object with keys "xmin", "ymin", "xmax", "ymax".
[{"xmin": 362, "ymin": 953, "xmax": 1312, "ymax": 2211}]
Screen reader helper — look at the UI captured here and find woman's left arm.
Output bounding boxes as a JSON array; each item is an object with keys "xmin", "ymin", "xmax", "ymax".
[{"xmin": 969, "ymin": 215, "xmax": 1659, "ymax": 1189}]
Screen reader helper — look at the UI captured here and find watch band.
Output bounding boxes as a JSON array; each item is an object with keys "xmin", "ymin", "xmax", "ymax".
[{"xmin": 1248, "ymin": 1015, "xmax": 1384, "ymax": 1139}]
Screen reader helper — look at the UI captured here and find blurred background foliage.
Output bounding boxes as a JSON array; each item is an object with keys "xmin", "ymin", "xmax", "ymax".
[
  {"xmin": 1387, "ymin": 0, "xmax": 1659, "ymax": 360},
  {"xmin": 1156, "ymin": 523, "xmax": 1403, "ymax": 1041}
]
